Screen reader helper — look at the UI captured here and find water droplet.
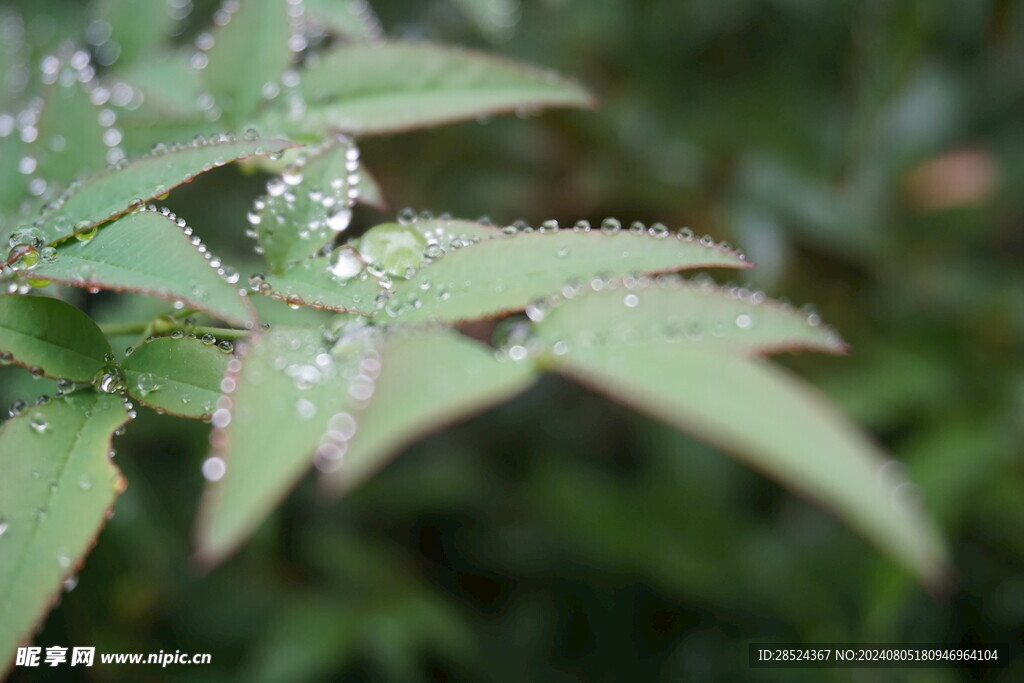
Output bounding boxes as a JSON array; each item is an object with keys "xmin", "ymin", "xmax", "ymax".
[
  {"xmin": 135, "ymin": 373, "xmax": 161, "ymax": 396},
  {"xmin": 93, "ymin": 366, "xmax": 127, "ymax": 394},
  {"xmin": 8, "ymin": 400, "xmax": 28, "ymax": 417},
  {"xmin": 217, "ymin": 340, "xmax": 234, "ymax": 354},
  {"xmin": 78, "ymin": 474, "xmax": 92, "ymax": 490},
  {"xmin": 295, "ymin": 398, "xmax": 317, "ymax": 420},
  {"xmin": 624, "ymin": 293, "xmax": 639, "ymax": 308},
  {"xmin": 8, "ymin": 226, "xmax": 44, "ymax": 250},
  {"xmin": 73, "ymin": 220, "xmax": 98, "ymax": 242},
  {"xmin": 735, "ymin": 313, "xmax": 753, "ymax": 329},
  {"xmin": 329, "ymin": 246, "xmax": 363, "ymax": 281},
  {"xmin": 267, "ymin": 177, "xmax": 286, "ymax": 197},
  {"xmin": 28, "ymin": 412, "xmax": 48, "ymax": 434},
  {"xmin": 326, "ymin": 206, "xmax": 352, "ymax": 233},
  {"xmin": 202, "ymin": 456, "xmax": 226, "ymax": 481},
  {"xmin": 601, "ymin": 217, "xmax": 621, "ymax": 234}
]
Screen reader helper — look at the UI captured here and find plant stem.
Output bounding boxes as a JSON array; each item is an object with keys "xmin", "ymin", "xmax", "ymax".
[
  {"xmin": 98, "ymin": 319, "xmax": 251, "ymax": 340},
  {"xmin": 187, "ymin": 325, "xmax": 252, "ymax": 340},
  {"xmin": 97, "ymin": 321, "xmax": 150, "ymax": 337}
]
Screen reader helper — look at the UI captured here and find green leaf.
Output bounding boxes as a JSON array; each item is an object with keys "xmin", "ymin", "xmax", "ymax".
[
  {"xmin": 195, "ymin": 325, "xmax": 374, "ymax": 565},
  {"xmin": 117, "ymin": 52, "xmax": 206, "ymax": 120},
  {"xmin": 123, "ymin": 336, "xmax": 229, "ymax": 419},
  {"xmin": 0, "ymin": 7, "xmax": 27, "ymax": 105},
  {"xmin": 254, "ymin": 135, "xmax": 362, "ymax": 272},
  {"xmin": 29, "ymin": 210, "xmax": 255, "ymax": 326},
  {"xmin": 253, "ymin": 251, "xmax": 383, "ymax": 315},
  {"xmin": 259, "ymin": 42, "xmax": 594, "ymax": 136},
  {"xmin": 0, "ymin": 132, "xmax": 28, "ymax": 219},
  {"xmin": 534, "ymin": 276, "xmax": 847, "ymax": 357},
  {"xmin": 357, "ymin": 218, "xmax": 501, "ymax": 268},
  {"xmin": 92, "ymin": 0, "xmax": 174, "ymax": 66},
  {"xmin": 0, "ymin": 295, "xmax": 112, "ymax": 382},
  {"xmin": 302, "ymin": 0, "xmax": 383, "ymax": 40},
  {"xmin": 451, "ymin": 0, "xmax": 520, "ymax": 40},
  {"xmin": 0, "ymin": 391, "xmax": 128, "ymax": 675},
  {"xmin": 355, "ymin": 164, "xmax": 385, "ymax": 210},
  {"xmin": 388, "ymin": 228, "xmax": 749, "ymax": 324},
  {"xmin": 543, "ymin": 342, "xmax": 949, "ymax": 587},
  {"xmin": 31, "ymin": 74, "xmax": 108, "ymax": 186},
  {"xmin": 321, "ymin": 329, "xmax": 537, "ymax": 495},
  {"xmin": 35, "ymin": 135, "xmax": 295, "ymax": 245},
  {"xmin": 202, "ymin": 0, "xmax": 293, "ymax": 123}
]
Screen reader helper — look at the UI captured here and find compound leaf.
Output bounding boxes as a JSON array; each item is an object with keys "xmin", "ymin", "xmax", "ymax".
[
  {"xmin": 123, "ymin": 336, "xmax": 229, "ymax": 419},
  {"xmin": 0, "ymin": 391, "xmax": 128, "ymax": 677},
  {"xmin": 321, "ymin": 328, "xmax": 537, "ymax": 495},
  {"xmin": 534, "ymin": 277, "xmax": 847, "ymax": 357},
  {"xmin": 195, "ymin": 326, "xmax": 374, "ymax": 565},
  {"xmin": 260, "ymin": 42, "xmax": 594, "ymax": 136},
  {"xmin": 389, "ymin": 229, "xmax": 749, "ymax": 324},
  {"xmin": 543, "ymin": 342, "xmax": 949, "ymax": 587},
  {"xmin": 0, "ymin": 295, "xmax": 111, "ymax": 382},
  {"xmin": 30, "ymin": 210, "xmax": 255, "ymax": 326},
  {"xmin": 36, "ymin": 136, "xmax": 295, "ymax": 245}
]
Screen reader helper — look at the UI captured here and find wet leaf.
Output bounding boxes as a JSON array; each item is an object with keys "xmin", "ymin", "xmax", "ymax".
[
  {"xmin": 534, "ymin": 276, "xmax": 847, "ymax": 357},
  {"xmin": 254, "ymin": 255, "xmax": 383, "ymax": 316},
  {"xmin": 195, "ymin": 326, "xmax": 374, "ymax": 565},
  {"xmin": 117, "ymin": 53, "xmax": 206, "ymax": 120},
  {"xmin": 321, "ymin": 329, "xmax": 537, "ymax": 495},
  {"xmin": 389, "ymin": 229, "xmax": 749, "ymax": 324},
  {"xmin": 451, "ymin": 0, "xmax": 520, "ymax": 40},
  {"xmin": 31, "ymin": 74, "xmax": 108, "ymax": 186},
  {"xmin": 36, "ymin": 136, "xmax": 295, "ymax": 245},
  {"xmin": 29, "ymin": 210, "xmax": 255, "ymax": 326},
  {"xmin": 92, "ymin": 0, "xmax": 174, "ymax": 67},
  {"xmin": 202, "ymin": 0, "xmax": 293, "ymax": 123},
  {"xmin": 0, "ymin": 132, "xmax": 27, "ymax": 220},
  {"xmin": 0, "ymin": 295, "xmax": 112, "ymax": 383},
  {"xmin": 0, "ymin": 7, "xmax": 27, "ymax": 104},
  {"xmin": 255, "ymin": 136, "xmax": 362, "ymax": 272},
  {"xmin": 260, "ymin": 42, "xmax": 594, "ymax": 136},
  {"xmin": 302, "ymin": 0, "xmax": 382, "ymax": 40},
  {"xmin": 360, "ymin": 218, "xmax": 501, "ymax": 253},
  {"xmin": 0, "ymin": 391, "xmax": 128, "ymax": 676},
  {"xmin": 543, "ymin": 342, "xmax": 949, "ymax": 587},
  {"xmin": 123, "ymin": 336, "xmax": 229, "ymax": 419}
]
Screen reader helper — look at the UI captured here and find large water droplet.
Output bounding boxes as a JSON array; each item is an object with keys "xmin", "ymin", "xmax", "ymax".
[
  {"xmin": 329, "ymin": 246, "xmax": 363, "ymax": 281},
  {"xmin": 136, "ymin": 373, "xmax": 161, "ymax": 396},
  {"xmin": 326, "ymin": 206, "xmax": 352, "ymax": 233},
  {"xmin": 73, "ymin": 220, "xmax": 98, "ymax": 242}
]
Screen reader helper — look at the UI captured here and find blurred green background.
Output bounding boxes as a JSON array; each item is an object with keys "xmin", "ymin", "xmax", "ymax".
[{"xmin": 3, "ymin": 0, "xmax": 1024, "ymax": 680}]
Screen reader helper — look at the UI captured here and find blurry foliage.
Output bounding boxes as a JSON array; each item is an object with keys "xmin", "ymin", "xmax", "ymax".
[{"xmin": 2, "ymin": 0, "xmax": 1023, "ymax": 680}]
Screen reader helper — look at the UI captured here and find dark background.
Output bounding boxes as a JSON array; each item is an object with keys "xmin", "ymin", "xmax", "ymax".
[{"xmin": 3, "ymin": 0, "xmax": 1023, "ymax": 680}]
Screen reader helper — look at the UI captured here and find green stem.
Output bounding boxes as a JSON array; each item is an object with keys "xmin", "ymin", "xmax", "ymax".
[
  {"xmin": 97, "ymin": 321, "xmax": 150, "ymax": 337},
  {"xmin": 98, "ymin": 319, "xmax": 251, "ymax": 341},
  {"xmin": 187, "ymin": 325, "xmax": 252, "ymax": 340}
]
